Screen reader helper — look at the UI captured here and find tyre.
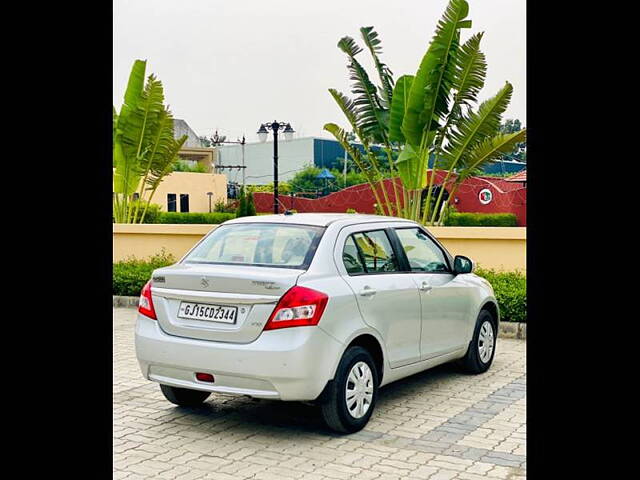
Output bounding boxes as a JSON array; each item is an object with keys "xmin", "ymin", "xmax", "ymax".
[
  {"xmin": 160, "ymin": 384, "xmax": 211, "ymax": 407},
  {"xmin": 320, "ymin": 346, "xmax": 378, "ymax": 433},
  {"xmin": 461, "ymin": 309, "xmax": 497, "ymax": 374}
]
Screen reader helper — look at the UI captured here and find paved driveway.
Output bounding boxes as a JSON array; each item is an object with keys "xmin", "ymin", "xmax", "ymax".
[{"xmin": 114, "ymin": 308, "xmax": 526, "ymax": 480}]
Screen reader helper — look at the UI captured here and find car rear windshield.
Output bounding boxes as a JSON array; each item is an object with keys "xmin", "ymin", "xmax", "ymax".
[{"xmin": 183, "ymin": 223, "xmax": 325, "ymax": 269}]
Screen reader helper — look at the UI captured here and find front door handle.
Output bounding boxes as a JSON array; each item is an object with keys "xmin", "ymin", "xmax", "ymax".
[
  {"xmin": 359, "ymin": 286, "xmax": 377, "ymax": 297},
  {"xmin": 419, "ymin": 281, "xmax": 433, "ymax": 292}
]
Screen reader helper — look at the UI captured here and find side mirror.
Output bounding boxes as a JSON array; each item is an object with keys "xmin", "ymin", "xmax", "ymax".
[{"xmin": 454, "ymin": 255, "xmax": 474, "ymax": 274}]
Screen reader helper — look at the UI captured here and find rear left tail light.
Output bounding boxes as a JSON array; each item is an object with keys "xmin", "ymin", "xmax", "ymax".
[
  {"xmin": 264, "ymin": 286, "xmax": 328, "ymax": 331},
  {"xmin": 138, "ymin": 280, "xmax": 157, "ymax": 320}
]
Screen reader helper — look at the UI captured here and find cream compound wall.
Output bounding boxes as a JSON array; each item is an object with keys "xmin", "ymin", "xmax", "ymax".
[{"xmin": 113, "ymin": 224, "xmax": 525, "ymax": 272}]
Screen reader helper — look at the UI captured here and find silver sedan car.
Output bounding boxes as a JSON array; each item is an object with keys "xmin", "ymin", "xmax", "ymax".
[{"xmin": 135, "ymin": 213, "xmax": 499, "ymax": 433}]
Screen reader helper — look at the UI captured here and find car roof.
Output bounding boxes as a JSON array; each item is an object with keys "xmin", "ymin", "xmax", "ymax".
[{"xmin": 224, "ymin": 213, "xmax": 417, "ymax": 228}]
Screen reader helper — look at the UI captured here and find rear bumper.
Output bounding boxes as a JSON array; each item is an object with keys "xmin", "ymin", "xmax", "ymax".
[{"xmin": 134, "ymin": 313, "xmax": 343, "ymax": 401}]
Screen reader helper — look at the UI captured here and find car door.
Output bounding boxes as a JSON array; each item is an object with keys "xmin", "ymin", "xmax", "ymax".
[
  {"xmin": 392, "ymin": 226, "xmax": 471, "ymax": 359},
  {"xmin": 337, "ymin": 225, "xmax": 422, "ymax": 368}
]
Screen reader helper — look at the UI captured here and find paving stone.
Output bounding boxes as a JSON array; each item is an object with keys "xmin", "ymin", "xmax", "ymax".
[{"xmin": 113, "ymin": 307, "xmax": 526, "ymax": 479}]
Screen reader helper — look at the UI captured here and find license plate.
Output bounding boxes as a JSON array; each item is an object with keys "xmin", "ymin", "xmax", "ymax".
[{"xmin": 178, "ymin": 302, "xmax": 238, "ymax": 324}]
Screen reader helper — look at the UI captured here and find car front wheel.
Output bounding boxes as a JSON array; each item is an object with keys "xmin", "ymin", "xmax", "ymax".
[
  {"xmin": 461, "ymin": 309, "xmax": 497, "ymax": 374},
  {"xmin": 320, "ymin": 346, "xmax": 378, "ymax": 433},
  {"xmin": 160, "ymin": 384, "xmax": 211, "ymax": 407}
]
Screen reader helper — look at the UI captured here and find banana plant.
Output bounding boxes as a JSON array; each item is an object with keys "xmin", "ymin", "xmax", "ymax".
[
  {"xmin": 113, "ymin": 59, "xmax": 187, "ymax": 223},
  {"xmin": 327, "ymin": 0, "xmax": 526, "ymax": 224}
]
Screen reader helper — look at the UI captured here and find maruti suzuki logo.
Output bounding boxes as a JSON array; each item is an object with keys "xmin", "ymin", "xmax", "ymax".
[{"xmin": 200, "ymin": 277, "xmax": 209, "ymax": 288}]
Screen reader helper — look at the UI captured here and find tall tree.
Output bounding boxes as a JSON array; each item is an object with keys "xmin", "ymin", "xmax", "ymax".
[{"xmin": 325, "ymin": 0, "xmax": 526, "ymax": 223}]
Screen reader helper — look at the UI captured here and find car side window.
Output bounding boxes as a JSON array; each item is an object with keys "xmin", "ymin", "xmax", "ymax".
[
  {"xmin": 395, "ymin": 228, "xmax": 449, "ymax": 273},
  {"xmin": 342, "ymin": 236, "xmax": 366, "ymax": 274},
  {"xmin": 350, "ymin": 230, "xmax": 400, "ymax": 274}
]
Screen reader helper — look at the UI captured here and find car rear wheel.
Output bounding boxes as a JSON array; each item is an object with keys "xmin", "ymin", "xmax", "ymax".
[
  {"xmin": 320, "ymin": 346, "xmax": 378, "ymax": 433},
  {"xmin": 160, "ymin": 384, "xmax": 211, "ymax": 407}
]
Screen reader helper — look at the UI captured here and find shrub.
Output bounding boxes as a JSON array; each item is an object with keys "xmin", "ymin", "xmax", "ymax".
[
  {"xmin": 236, "ymin": 187, "xmax": 257, "ymax": 217},
  {"xmin": 346, "ymin": 208, "xmax": 357, "ymax": 213},
  {"xmin": 236, "ymin": 188, "xmax": 248, "ymax": 217},
  {"xmin": 155, "ymin": 212, "xmax": 235, "ymax": 224},
  {"xmin": 246, "ymin": 191, "xmax": 257, "ymax": 216},
  {"xmin": 113, "ymin": 251, "xmax": 176, "ymax": 296},
  {"xmin": 444, "ymin": 212, "xmax": 518, "ymax": 227},
  {"xmin": 475, "ymin": 268, "xmax": 526, "ymax": 323},
  {"xmin": 113, "ymin": 200, "xmax": 162, "ymax": 224},
  {"xmin": 172, "ymin": 160, "xmax": 208, "ymax": 173},
  {"xmin": 214, "ymin": 200, "xmax": 236, "ymax": 213}
]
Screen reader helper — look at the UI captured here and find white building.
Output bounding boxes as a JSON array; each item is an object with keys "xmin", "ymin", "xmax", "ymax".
[{"xmin": 215, "ymin": 137, "xmax": 352, "ymax": 186}]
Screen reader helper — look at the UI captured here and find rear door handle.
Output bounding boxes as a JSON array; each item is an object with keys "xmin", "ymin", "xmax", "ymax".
[
  {"xmin": 419, "ymin": 281, "xmax": 433, "ymax": 292},
  {"xmin": 359, "ymin": 286, "xmax": 377, "ymax": 297}
]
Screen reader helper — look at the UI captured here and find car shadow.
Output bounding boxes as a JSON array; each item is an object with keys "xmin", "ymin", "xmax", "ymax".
[{"xmin": 167, "ymin": 361, "xmax": 465, "ymax": 436}]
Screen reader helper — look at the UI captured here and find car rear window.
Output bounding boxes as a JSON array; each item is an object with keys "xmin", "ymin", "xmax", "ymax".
[{"xmin": 183, "ymin": 223, "xmax": 325, "ymax": 269}]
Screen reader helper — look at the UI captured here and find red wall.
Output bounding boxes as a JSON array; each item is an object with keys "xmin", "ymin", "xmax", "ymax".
[{"xmin": 254, "ymin": 173, "xmax": 526, "ymax": 226}]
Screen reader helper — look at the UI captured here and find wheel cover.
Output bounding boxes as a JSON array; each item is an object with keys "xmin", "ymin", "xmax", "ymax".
[
  {"xmin": 345, "ymin": 361, "xmax": 374, "ymax": 419},
  {"xmin": 478, "ymin": 320, "xmax": 495, "ymax": 363}
]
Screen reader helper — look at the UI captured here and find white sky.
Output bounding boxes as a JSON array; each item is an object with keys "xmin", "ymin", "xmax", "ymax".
[{"xmin": 113, "ymin": 0, "xmax": 526, "ymax": 143}]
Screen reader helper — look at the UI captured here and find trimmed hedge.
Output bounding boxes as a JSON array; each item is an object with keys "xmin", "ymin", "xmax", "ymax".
[
  {"xmin": 475, "ymin": 268, "xmax": 526, "ymax": 323},
  {"xmin": 113, "ymin": 251, "xmax": 175, "ymax": 296},
  {"xmin": 151, "ymin": 212, "xmax": 236, "ymax": 224},
  {"xmin": 444, "ymin": 212, "xmax": 518, "ymax": 227}
]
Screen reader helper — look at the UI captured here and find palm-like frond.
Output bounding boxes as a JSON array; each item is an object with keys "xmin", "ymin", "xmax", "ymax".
[
  {"xmin": 441, "ymin": 82, "xmax": 513, "ymax": 170},
  {"xmin": 324, "ymin": 123, "xmax": 381, "ymax": 182},
  {"xmin": 449, "ymin": 32, "xmax": 486, "ymax": 122},
  {"xmin": 388, "ymin": 75, "xmax": 414, "ymax": 144},
  {"xmin": 147, "ymin": 133, "xmax": 188, "ymax": 191},
  {"xmin": 401, "ymin": 0, "xmax": 470, "ymax": 149},
  {"xmin": 338, "ymin": 36, "xmax": 388, "ymax": 144},
  {"xmin": 457, "ymin": 129, "xmax": 526, "ymax": 181},
  {"xmin": 328, "ymin": 89, "xmax": 363, "ymax": 141},
  {"xmin": 360, "ymin": 26, "xmax": 394, "ymax": 108},
  {"xmin": 337, "ymin": 36, "xmax": 362, "ymax": 57},
  {"xmin": 145, "ymin": 108, "xmax": 183, "ymax": 188}
]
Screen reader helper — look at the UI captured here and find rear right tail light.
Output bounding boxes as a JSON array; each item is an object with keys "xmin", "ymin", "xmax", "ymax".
[
  {"xmin": 138, "ymin": 280, "xmax": 157, "ymax": 320},
  {"xmin": 264, "ymin": 286, "xmax": 328, "ymax": 331}
]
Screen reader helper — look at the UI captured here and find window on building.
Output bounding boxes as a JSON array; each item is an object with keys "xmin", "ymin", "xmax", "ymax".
[
  {"xmin": 180, "ymin": 194, "xmax": 190, "ymax": 213},
  {"xmin": 167, "ymin": 194, "xmax": 177, "ymax": 212}
]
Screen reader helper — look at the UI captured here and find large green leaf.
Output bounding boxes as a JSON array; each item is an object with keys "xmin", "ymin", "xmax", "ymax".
[
  {"xmin": 395, "ymin": 143, "xmax": 417, "ymax": 189},
  {"xmin": 116, "ymin": 59, "xmax": 146, "ymax": 136},
  {"xmin": 121, "ymin": 74, "xmax": 165, "ymax": 162},
  {"xmin": 113, "ymin": 136, "xmax": 139, "ymax": 195},
  {"xmin": 360, "ymin": 26, "xmax": 394, "ymax": 108},
  {"xmin": 441, "ymin": 82, "xmax": 513, "ymax": 170},
  {"xmin": 401, "ymin": 0, "xmax": 470, "ymax": 149},
  {"xmin": 388, "ymin": 75, "xmax": 414, "ymax": 143}
]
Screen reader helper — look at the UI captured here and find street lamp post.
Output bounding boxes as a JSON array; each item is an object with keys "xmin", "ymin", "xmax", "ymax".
[
  {"xmin": 257, "ymin": 121, "xmax": 295, "ymax": 214},
  {"xmin": 206, "ymin": 192, "xmax": 213, "ymax": 213}
]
